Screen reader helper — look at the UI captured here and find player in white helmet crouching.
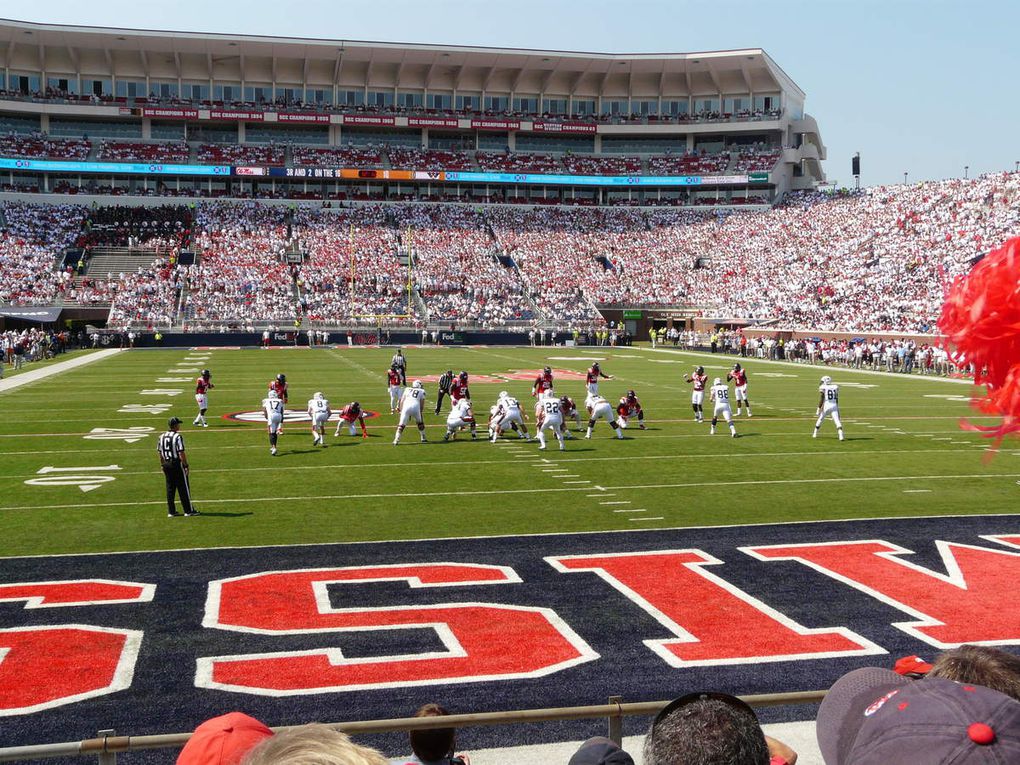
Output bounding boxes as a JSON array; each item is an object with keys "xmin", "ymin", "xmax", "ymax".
[
  {"xmin": 585, "ymin": 394, "xmax": 624, "ymax": 439},
  {"xmin": 534, "ymin": 390, "xmax": 566, "ymax": 451}
]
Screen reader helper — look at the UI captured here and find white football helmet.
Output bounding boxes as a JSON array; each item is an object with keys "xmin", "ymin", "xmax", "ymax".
[
  {"xmin": 499, "ymin": 390, "xmax": 508, "ymax": 398},
  {"xmin": 314, "ymin": 391, "xmax": 323, "ymax": 400},
  {"xmin": 413, "ymin": 380, "xmax": 423, "ymax": 389},
  {"xmin": 268, "ymin": 390, "xmax": 279, "ymax": 399},
  {"xmin": 821, "ymin": 375, "xmax": 832, "ymax": 385},
  {"xmin": 714, "ymin": 377, "xmax": 722, "ymax": 385}
]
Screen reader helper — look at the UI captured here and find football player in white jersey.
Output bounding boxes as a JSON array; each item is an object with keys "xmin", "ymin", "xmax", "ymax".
[
  {"xmin": 307, "ymin": 391, "xmax": 331, "ymax": 446},
  {"xmin": 585, "ymin": 394, "xmax": 624, "ymax": 440},
  {"xmin": 534, "ymin": 390, "xmax": 566, "ymax": 451},
  {"xmin": 394, "ymin": 380, "xmax": 428, "ymax": 445},
  {"xmin": 444, "ymin": 398, "xmax": 478, "ymax": 441},
  {"xmin": 262, "ymin": 389, "xmax": 284, "ymax": 455},
  {"xmin": 490, "ymin": 391, "xmax": 530, "ymax": 442},
  {"xmin": 814, "ymin": 375, "xmax": 845, "ymax": 440},
  {"xmin": 709, "ymin": 377, "xmax": 738, "ymax": 437}
]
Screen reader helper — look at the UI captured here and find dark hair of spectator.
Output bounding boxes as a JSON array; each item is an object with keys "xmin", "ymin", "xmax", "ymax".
[
  {"xmin": 409, "ymin": 703, "xmax": 456, "ymax": 762},
  {"xmin": 643, "ymin": 692, "xmax": 769, "ymax": 765}
]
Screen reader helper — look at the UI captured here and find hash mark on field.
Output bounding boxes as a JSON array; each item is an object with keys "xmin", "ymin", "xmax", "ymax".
[
  {"xmin": 601, "ymin": 501, "xmax": 631, "ymax": 505},
  {"xmin": 933, "ymin": 437, "xmax": 953, "ymax": 441},
  {"xmin": 563, "ymin": 480, "xmax": 590, "ymax": 484},
  {"xmin": 631, "ymin": 517, "xmax": 665, "ymax": 522},
  {"xmin": 587, "ymin": 493, "xmax": 613, "ymax": 497},
  {"xmin": 903, "ymin": 489, "xmax": 933, "ymax": 493}
]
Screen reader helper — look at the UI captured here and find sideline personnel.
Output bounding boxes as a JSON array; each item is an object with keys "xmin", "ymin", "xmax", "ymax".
[{"xmin": 158, "ymin": 417, "xmax": 198, "ymax": 517}]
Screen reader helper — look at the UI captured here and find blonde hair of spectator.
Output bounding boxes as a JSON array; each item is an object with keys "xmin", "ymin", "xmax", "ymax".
[{"xmin": 240, "ymin": 723, "xmax": 388, "ymax": 765}]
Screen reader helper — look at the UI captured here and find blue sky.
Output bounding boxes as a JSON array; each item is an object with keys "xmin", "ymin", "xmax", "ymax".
[{"xmin": 12, "ymin": 0, "xmax": 1018, "ymax": 186}]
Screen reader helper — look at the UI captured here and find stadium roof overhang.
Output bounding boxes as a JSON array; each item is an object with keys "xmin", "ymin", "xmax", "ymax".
[{"xmin": 0, "ymin": 18, "xmax": 805, "ymax": 99}]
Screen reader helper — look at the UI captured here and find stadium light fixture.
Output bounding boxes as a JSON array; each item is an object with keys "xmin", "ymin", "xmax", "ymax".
[{"xmin": 903, "ymin": 172, "xmax": 908, "ymax": 185}]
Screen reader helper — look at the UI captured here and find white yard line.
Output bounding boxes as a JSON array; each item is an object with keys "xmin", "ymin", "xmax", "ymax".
[
  {"xmin": 0, "ymin": 349, "xmax": 121, "ymax": 393},
  {"xmin": 7, "ymin": 471, "xmax": 1018, "ymax": 513},
  {"xmin": 3, "ymin": 447, "xmax": 995, "ymax": 480}
]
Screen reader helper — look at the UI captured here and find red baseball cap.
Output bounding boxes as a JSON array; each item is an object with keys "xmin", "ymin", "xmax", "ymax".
[{"xmin": 176, "ymin": 712, "xmax": 274, "ymax": 765}]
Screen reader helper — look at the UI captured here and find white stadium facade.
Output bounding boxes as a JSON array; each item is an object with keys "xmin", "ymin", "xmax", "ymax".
[{"xmin": 0, "ymin": 17, "xmax": 825, "ymax": 205}]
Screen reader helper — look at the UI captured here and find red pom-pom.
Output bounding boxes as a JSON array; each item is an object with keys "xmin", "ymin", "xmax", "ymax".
[{"xmin": 938, "ymin": 236, "xmax": 1020, "ymax": 451}]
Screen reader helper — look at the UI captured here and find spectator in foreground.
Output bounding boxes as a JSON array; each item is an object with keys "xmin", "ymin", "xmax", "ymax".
[
  {"xmin": 568, "ymin": 736, "xmax": 634, "ymax": 765},
  {"xmin": 390, "ymin": 703, "xmax": 468, "ymax": 765},
  {"xmin": 643, "ymin": 691, "xmax": 796, "ymax": 765},
  {"xmin": 241, "ymin": 723, "xmax": 387, "ymax": 765},
  {"xmin": 928, "ymin": 644, "xmax": 1020, "ymax": 701},
  {"xmin": 816, "ymin": 667, "xmax": 1020, "ymax": 764},
  {"xmin": 176, "ymin": 712, "xmax": 273, "ymax": 765}
]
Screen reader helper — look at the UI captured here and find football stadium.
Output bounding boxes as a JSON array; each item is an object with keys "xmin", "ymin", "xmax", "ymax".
[{"xmin": 1, "ymin": 11, "xmax": 1020, "ymax": 765}]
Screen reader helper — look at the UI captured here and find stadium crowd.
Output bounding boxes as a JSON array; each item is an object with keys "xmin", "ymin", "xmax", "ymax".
[{"xmin": 1, "ymin": 171, "xmax": 1018, "ymax": 334}]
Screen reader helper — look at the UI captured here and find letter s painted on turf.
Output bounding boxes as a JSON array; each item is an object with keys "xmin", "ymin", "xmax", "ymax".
[
  {"xmin": 197, "ymin": 564, "xmax": 598, "ymax": 695},
  {"xmin": 0, "ymin": 580, "xmax": 153, "ymax": 716}
]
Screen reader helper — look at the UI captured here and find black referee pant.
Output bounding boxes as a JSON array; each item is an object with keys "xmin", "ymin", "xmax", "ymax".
[
  {"xmin": 434, "ymin": 389, "xmax": 449, "ymax": 415},
  {"xmin": 162, "ymin": 460, "xmax": 193, "ymax": 515}
]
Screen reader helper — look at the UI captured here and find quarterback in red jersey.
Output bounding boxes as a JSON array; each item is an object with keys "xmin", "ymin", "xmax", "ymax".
[
  {"xmin": 532, "ymin": 366, "xmax": 555, "ymax": 397},
  {"xmin": 616, "ymin": 390, "xmax": 646, "ymax": 430},
  {"xmin": 269, "ymin": 373, "xmax": 288, "ymax": 403},
  {"xmin": 685, "ymin": 366, "xmax": 708, "ymax": 422},
  {"xmin": 450, "ymin": 371, "xmax": 471, "ymax": 403},
  {"xmin": 334, "ymin": 401, "xmax": 369, "ymax": 438},
  {"xmin": 387, "ymin": 366, "xmax": 403, "ymax": 413},
  {"xmin": 585, "ymin": 362, "xmax": 613, "ymax": 395},
  {"xmin": 727, "ymin": 363, "xmax": 753, "ymax": 416},
  {"xmin": 193, "ymin": 369, "xmax": 214, "ymax": 427}
]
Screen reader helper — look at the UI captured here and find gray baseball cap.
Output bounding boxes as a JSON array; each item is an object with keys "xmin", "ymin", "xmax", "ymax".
[{"xmin": 817, "ymin": 667, "xmax": 1020, "ymax": 764}]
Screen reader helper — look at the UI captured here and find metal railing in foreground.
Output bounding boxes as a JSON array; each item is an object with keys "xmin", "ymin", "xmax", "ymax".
[{"xmin": 0, "ymin": 689, "xmax": 825, "ymax": 764}]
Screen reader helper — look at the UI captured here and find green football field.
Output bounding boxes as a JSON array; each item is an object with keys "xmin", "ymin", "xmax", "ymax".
[{"xmin": 1, "ymin": 345, "xmax": 1016, "ymax": 558}]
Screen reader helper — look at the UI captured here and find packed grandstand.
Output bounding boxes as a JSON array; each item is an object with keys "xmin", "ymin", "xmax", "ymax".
[
  {"xmin": 1, "ymin": 173, "xmax": 1018, "ymax": 333},
  {"xmin": 0, "ymin": 18, "xmax": 1016, "ymax": 339}
]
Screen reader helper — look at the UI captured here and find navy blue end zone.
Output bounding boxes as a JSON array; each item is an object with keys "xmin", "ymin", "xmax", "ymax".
[{"xmin": 2, "ymin": 514, "xmax": 1019, "ymax": 762}]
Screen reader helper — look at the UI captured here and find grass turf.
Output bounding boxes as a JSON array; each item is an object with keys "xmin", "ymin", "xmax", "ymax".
[{"xmin": 0, "ymin": 344, "xmax": 1015, "ymax": 558}]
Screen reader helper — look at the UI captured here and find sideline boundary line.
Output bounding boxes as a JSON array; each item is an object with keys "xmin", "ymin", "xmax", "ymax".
[
  {"xmin": 0, "ymin": 349, "xmax": 121, "ymax": 393},
  {"xmin": 634, "ymin": 346, "xmax": 973, "ymax": 384},
  {"xmin": 2, "ymin": 511, "xmax": 1017, "ymax": 561}
]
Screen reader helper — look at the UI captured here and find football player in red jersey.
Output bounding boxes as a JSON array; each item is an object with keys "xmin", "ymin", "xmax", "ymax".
[
  {"xmin": 727, "ymin": 363, "xmax": 752, "ymax": 416},
  {"xmin": 386, "ymin": 366, "xmax": 403, "ymax": 413},
  {"xmin": 559, "ymin": 395, "xmax": 581, "ymax": 435},
  {"xmin": 684, "ymin": 366, "xmax": 708, "ymax": 422},
  {"xmin": 616, "ymin": 390, "xmax": 646, "ymax": 430},
  {"xmin": 450, "ymin": 371, "xmax": 471, "ymax": 404},
  {"xmin": 532, "ymin": 366, "xmax": 555, "ymax": 398},
  {"xmin": 334, "ymin": 401, "xmax": 369, "ymax": 438},
  {"xmin": 269, "ymin": 373, "xmax": 289, "ymax": 433},
  {"xmin": 193, "ymin": 369, "xmax": 214, "ymax": 427},
  {"xmin": 585, "ymin": 362, "xmax": 613, "ymax": 396},
  {"xmin": 269, "ymin": 373, "xmax": 288, "ymax": 403}
]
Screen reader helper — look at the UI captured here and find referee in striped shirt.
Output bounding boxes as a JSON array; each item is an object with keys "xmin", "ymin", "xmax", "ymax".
[{"xmin": 157, "ymin": 417, "xmax": 198, "ymax": 517}]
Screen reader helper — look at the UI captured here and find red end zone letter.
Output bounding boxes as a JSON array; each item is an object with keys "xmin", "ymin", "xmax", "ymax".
[
  {"xmin": 743, "ymin": 539, "xmax": 1020, "ymax": 647},
  {"xmin": 0, "ymin": 580, "xmax": 152, "ymax": 716},
  {"xmin": 547, "ymin": 551, "xmax": 881, "ymax": 666},
  {"xmin": 198, "ymin": 563, "xmax": 597, "ymax": 695}
]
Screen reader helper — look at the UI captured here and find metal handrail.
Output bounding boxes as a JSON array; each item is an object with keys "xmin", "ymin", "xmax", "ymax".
[{"xmin": 0, "ymin": 690, "xmax": 826, "ymax": 763}]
